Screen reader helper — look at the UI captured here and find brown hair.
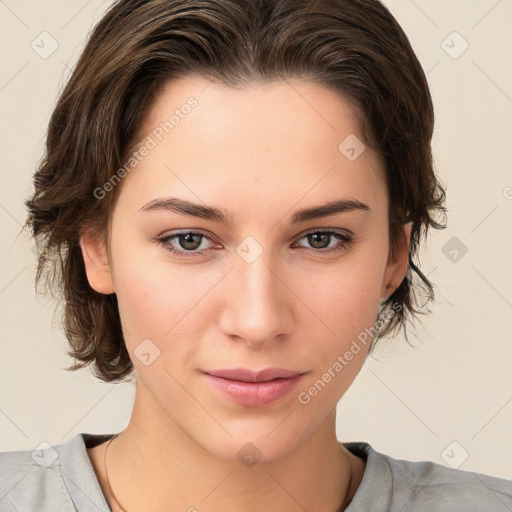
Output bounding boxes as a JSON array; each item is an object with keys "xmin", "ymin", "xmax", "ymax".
[{"xmin": 24, "ymin": 0, "xmax": 447, "ymax": 383}]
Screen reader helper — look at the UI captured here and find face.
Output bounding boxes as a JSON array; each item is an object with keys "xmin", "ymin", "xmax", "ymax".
[{"xmin": 82, "ymin": 76, "xmax": 409, "ymax": 462}]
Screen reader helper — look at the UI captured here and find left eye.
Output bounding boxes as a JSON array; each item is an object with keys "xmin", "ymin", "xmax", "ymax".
[
  {"xmin": 157, "ymin": 230, "xmax": 353, "ymax": 258},
  {"xmin": 294, "ymin": 230, "xmax": 353, "ymax": 252}
]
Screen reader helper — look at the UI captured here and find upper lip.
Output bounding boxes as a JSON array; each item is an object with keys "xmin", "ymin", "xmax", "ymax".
[{"xmin": 203, "ymin": 367, "xmax": 306, "ymax": 382}]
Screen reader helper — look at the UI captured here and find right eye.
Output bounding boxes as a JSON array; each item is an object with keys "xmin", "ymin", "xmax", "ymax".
[{"xmin": 157, "ymin": 231, "xmax": 217, "ymax": 257}]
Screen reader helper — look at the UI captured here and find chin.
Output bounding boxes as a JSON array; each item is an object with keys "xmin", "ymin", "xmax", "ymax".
[{"xmin": 193, "ymin": 422, "xmax": 310, "ymax": 465}]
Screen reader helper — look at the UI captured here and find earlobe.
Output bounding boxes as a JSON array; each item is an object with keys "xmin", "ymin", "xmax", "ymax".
[{"xmin": 79, "ymin": 230, "xmax": 115, "ymax": 294}]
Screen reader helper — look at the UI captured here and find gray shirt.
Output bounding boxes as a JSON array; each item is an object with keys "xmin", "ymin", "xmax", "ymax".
[{"xmin": 1, "ymin": 432, "xmax": 511, "ymax": 511}]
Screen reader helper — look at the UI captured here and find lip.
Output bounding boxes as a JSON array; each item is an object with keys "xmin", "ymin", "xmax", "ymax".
[
  {"xmin": 202, "ymin": 367, "xmax": 307, "ymax": 407},
  {"xmin": 204, "ymin": 367, "xmax": 305, "ymax": 382}
]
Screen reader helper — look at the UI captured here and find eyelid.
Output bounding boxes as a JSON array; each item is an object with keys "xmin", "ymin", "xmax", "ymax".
[
  {"xmin": 156, "ymin": 227, "xmax": 354, "ymax": 258},
  {"xmin": 160, "ymin": 229, "xmax": 354, "ymax": 245},
  {"xmin": 158, "ymin": 227, "xmax": 353, "ymax": 242},
  {"xmin": 297, "ymin": 226, "xmax": 354, "ymax": 238},
  {"xmin": 154, "ymin": 230, "xmax": 219, "ymax": 258},
  {"xmin": 291, "ymin": 229, "xmax": 354, "ymax": 250}
]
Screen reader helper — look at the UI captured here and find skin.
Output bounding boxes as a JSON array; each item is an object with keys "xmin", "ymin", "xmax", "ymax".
[{"xmin": 81, "ymin": 76, "xmax": 411, "ymax": 511}]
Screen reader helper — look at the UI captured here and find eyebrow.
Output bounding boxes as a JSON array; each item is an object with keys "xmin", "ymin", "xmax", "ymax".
[{"xmin": 138, "ymin": 197, "xmax": 370, "ymax": 224}]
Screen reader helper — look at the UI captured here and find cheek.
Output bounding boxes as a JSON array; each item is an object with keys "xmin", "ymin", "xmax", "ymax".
[
  {"xmin": 111, "ymin": 244, "xmax": 217, "ymax": 375},
  {"xmin": 293, "ymin": 268, "xmax": 381, "ymax": 409},
  {"xmin": 114, "ymin": 263, "xmax": 202, "ymax": 337},
  {"xmin": 110, "ymin": 223, "xmax": 189, "ymax": 331},
  {"xmin": 296, "ymin": 256, "xmax": 384, "ymax": 339},
  {"xmin": 290, "ymin": 248, "xmax": 386, "ymax": 398}
]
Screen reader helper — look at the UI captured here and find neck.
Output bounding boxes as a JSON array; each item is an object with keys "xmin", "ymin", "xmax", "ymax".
[{"xmin": 101, "ymin": 381, "xmax": 362, "ymax": 512}]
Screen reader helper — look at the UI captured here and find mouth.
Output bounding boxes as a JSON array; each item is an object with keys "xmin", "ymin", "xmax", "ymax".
[
  {"xmin": 202, "ymin": 367, "xmax": 307, "ymax": 407},
  {"xmin": 203, "ymin": 367, "xmax": 306, "ymax": 382}
]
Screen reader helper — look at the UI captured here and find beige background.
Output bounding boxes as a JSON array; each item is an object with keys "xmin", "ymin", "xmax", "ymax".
[{"xmin": 0, "ymin": 0, "xmax": 511, "ymax": 481}]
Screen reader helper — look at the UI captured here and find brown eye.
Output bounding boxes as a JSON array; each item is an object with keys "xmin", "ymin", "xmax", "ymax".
[
  {"xmin": 175, "ymin": 232, "xmax": 203, "ymax": 251},
  {"xmin": 307, "ymin": 232, "xmax": 331, "ymax": 249},
  {"xmin": 157, "ymin": 231, "xmax": 215, "ymax": 257},
  {"xmin": 295, "ymin": 230, "xmax": 353, "ymax": 253}
]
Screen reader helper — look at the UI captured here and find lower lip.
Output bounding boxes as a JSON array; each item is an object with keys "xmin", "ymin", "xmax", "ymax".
[{"xmin": 203, "ymin": 373, "xmax": 305, "ymax": 407}]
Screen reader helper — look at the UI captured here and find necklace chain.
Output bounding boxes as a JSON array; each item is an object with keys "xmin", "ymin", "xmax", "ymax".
[{"xmin": 103, "ymin": 434, "xmax": 353, "ymax": 512}]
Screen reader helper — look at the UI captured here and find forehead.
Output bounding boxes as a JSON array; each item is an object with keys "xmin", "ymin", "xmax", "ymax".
[
  {"xmin": 138, "ymin": 76, "xmax": 365, "ymax": 153},
  {"xmin": 117, "ymin": 76, "xmax": 387, "ymax": 216}
]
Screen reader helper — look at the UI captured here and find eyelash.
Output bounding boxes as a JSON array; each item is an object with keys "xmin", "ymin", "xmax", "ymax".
[{"xmin": 156, "ymin": 229, "xmax": 354, "ymax": 258}]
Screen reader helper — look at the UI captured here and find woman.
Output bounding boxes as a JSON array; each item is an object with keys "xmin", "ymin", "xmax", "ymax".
[{"xmin": 1, "ymin": 0, "xmax": 511, "ymax": 511}]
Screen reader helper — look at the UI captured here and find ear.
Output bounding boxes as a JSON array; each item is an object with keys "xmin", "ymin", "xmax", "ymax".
[
  {"xmin": 79, "ymin": 229, "xmax": 115, "ymax": 294},
  {"xmin": 380, "ymin": 222, "xmax": 412, "ymax": 300}
]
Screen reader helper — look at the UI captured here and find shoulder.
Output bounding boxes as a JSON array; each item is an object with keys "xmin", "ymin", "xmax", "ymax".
[
  {"xmin": 0, "ymin": 440, "xmax": 71, "ymax": 511},
  {"xmin": 385, "ymin": 450, "xmax": 512, "ymax": 510},
  {"xmin": 0, "ymin": 433, "xmax": 112, "ymax": 512},
  {"xmin": 343, "ymin": 441, "xmax": 512, "ymax": 512}
]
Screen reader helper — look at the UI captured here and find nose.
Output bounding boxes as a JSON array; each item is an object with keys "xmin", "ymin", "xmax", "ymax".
[{"xmin": 218, "ymin": 249, "xmax": 294, "ymax": 348}]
